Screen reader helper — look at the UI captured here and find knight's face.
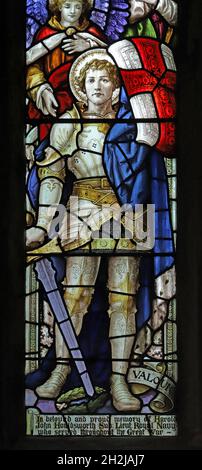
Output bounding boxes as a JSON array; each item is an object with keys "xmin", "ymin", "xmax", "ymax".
[
  {"xmin": 60, "ymin": 1, "xmax": 83, "ymax": 25},
  {"xmin": 85, "ymin": 69, "xmax": 114, "ymax": 106}
]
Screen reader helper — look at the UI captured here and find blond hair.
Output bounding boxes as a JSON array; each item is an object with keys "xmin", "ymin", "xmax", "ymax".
[
  {"xmin": 49, "ymin": 0, "xmax": 91, "ymax": 22},
  {"xmin": 76, "ymin": 59, "xmax": 120, "ymax": 92}
]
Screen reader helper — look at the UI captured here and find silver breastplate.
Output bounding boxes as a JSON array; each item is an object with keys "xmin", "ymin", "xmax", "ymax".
[{"xmin": 68, "ymin": 124, "xmax": 108, "ymax": 179}]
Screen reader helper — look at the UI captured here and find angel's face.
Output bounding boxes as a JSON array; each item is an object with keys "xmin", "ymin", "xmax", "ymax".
[
  {"xmin": 85, "ymin": 69, "xmax": 114, "ymax": 106},
  {"xmin": 60, "ymin": 1, "xmax": 83, "ymax": 25}
]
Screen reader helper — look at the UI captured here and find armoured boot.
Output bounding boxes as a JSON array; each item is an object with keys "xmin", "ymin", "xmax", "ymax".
[{"xmin": 36, "ymin": 324, "xmax": 70, "ymax": 398}]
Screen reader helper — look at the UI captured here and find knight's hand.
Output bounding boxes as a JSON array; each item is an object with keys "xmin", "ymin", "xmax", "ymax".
[
  {"xmin": 41, "ymin": 89, "xmax": 59, "ymax": 117},
  {"xmin": 26, "ymin": 227, "xmax": 46, "ymax": 250},
  {"xmin": 61, "ymin": 35, "xmax": 89, "ymax": 54}
]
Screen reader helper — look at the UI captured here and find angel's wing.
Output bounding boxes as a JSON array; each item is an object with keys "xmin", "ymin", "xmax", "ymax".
[
  {"xmin": 90, "ymin": 0, "xmax": 129, "ymax": 41},
  {"xmin": 26, "ymin": 0, "xmax": 48, "ymax": 48}
]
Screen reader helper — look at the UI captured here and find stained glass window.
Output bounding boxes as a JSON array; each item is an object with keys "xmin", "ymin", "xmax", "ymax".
[{"xmin": 25, "ymin": 0, "xmax": 177, "ymax": 438}]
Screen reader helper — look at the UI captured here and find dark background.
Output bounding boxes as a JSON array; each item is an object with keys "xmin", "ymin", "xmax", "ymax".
[{"xmin": 0, "ymin": 0, "xmax": 202, "ymax": 452}]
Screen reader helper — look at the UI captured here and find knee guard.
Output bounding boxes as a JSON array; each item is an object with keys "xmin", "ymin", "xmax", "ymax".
[
  {"xmin": 64, "ymin": 286, "xmax": 94, "ymax": 316},
  {"xmin": 108, "ymin": 292, "xmax": 137, "ymax": 319},
  {"xmin": 108, "ymin": 257, "xmax": 140, "ymax": 297},
  {"xmin": 63, "ymin": 286, "xmax": 95, "ymax": 336}
]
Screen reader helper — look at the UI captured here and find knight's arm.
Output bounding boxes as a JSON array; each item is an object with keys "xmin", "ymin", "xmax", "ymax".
[
  {"xmin": 34, "ymin": 107, "xmax": 81, "ymax": 234},
  {"xmin": 35, "ymin": 120, "xmax": 74, "ymax": 233}
]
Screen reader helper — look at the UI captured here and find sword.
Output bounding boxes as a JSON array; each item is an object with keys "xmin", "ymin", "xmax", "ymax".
[{"xmin": 34, "ymin": 257, "xmax": 95, "ymax": 398}]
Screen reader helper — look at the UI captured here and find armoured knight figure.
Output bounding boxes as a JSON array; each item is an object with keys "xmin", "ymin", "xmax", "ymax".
[{"xmin": 26, "ymin": 50, "xmax": 142, "ymax": 412}]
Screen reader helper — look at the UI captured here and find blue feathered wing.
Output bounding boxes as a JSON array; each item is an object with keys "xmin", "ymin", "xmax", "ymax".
[
  {"xmin": 90, "ymin": 0, "xmax": 129, "ymax": 41},
  {"xmin": 26, "ymin": 0, "xmax": 48, "ymax": 48}
]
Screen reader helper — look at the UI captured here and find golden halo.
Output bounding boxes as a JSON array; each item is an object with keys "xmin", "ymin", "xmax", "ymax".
[{"xmin": 69, "ymin": 48, "xmax": 120, "ymax": 105}]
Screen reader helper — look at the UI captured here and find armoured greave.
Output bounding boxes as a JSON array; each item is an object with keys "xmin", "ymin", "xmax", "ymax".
[
  {"xmin": 108, "ymin": 257, "xmax": 141, "ymax": 411},
  {"xmin": 63, "ymin": 287, "xmax": 95, "ymax": 336},
  {"xmin": 109, "ymin": 310, "xmax": 141, "ymax": 411},
  {"xmin": 55, "ymin": 324, "xmax": 69, "ymax": 364},
  {"xmin": 63, "ymin": 256, "xmax": 101, "ymax": 335}
]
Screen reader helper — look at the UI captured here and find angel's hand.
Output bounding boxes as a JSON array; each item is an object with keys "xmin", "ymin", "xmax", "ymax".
[
  {"xmin": 61, "ymin": 34, "xmax": 90, "ymax": 54},
  {"xmin": 41, "ymin": 89, "xmax": 59, "ymax": 117}
]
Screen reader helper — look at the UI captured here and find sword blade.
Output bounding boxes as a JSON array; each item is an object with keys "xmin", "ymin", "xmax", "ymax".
[{"xmin": 34, "ymin": 257, "xmax": 95, "ymax": 398}]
